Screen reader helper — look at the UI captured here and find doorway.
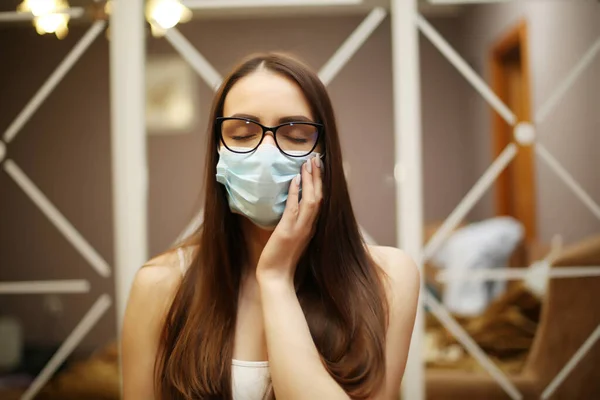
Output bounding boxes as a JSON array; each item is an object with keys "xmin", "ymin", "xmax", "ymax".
[{"xmin": 490, "ymin": 20, "xmax": 537, "ymax": 243}]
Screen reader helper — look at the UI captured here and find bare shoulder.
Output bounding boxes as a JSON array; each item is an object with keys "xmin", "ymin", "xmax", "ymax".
[
  {"xmin": 126, "ymin": 250, "xmax": 184, "ymax": 322},
  {"xmin": 367, "ymin": 245, "xmax": 420, "ymax": 296},
  {"xmin": 367, "ymin": 244, "xmax": 420, "ymax": 328},
  {"xmin": 121, "ymin": 250, "xmax": 185, "ymax": 398},
  {"xmin": 142, "ymin": 250, "xmax": 185, "ymax": 277},
  {"xmin": 122, "ymin": 250, "xmax": 183, "ymax": 353},
  {"xmin": 137, "ymin": 250, "xmax": 183, "ymax": 292},
  {"xmin": 366, "ymin": 246, "xmax": 420, "ymax": 396}
]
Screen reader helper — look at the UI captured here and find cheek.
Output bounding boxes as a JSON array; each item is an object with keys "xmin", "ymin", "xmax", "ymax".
[{"xmin": 314, "ymin": 141, "xmax": 324, "ymax": 154}]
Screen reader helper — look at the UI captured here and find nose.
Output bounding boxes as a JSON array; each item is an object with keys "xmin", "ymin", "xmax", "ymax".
[{"xmin": 261, "ymin": 131, "xmax": 276, "ymax": 146}]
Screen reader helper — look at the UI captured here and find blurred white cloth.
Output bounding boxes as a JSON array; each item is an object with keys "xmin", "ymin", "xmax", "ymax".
[{"xmin": 432, "ymin": 217, "xmax": 524, "ymax": 316}]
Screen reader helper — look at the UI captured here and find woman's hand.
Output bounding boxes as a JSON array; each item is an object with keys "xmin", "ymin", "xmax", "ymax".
[
  {"xmin": 256, "ymin": 154, "xmax": 351, "ymax": 400},
  {"xmin": 256, "ymin": 155, "xmax": 323, "ymax": 286}
]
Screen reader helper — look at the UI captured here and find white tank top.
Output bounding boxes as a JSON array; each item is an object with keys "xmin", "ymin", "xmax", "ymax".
[{"xmin": 176, "ymin": 248, "xmax": 271, "ymax": 400}]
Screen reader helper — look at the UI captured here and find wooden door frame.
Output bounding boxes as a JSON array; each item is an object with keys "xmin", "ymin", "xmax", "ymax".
[{"xmin": 490, "ymin": 20, "xmax": 537, "ymax": 242}]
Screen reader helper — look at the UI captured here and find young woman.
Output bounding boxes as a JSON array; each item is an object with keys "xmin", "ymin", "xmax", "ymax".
[{"xmin": 122, "ymin": 52, "xmax": 419, "ymax": 399}]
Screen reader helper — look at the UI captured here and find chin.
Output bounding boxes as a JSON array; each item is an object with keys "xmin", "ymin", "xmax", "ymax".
[
  {"xmin": 237, "ymin": 213, "xmax": 278, "ymax": 231},
  {"xmin": 252, "ymin": 220, "xmax": 278, "ymax": 232}
]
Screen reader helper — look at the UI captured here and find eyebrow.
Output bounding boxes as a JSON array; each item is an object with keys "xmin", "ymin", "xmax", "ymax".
[{"xmin": 229, "ymin": 113, "xmax": 315, "ymax": 124}]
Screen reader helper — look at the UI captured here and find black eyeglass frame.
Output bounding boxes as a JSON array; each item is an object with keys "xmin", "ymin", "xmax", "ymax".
[{"xmin": 215, "ymin": 116, "xmax": 324, "ymax": 158}]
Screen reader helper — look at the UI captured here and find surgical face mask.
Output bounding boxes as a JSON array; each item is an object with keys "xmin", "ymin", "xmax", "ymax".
[{"xmin": 216, "ymin": 144, "xmax": 319, "ymax": 229}]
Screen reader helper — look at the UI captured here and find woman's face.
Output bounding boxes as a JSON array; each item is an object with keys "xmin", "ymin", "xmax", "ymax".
[{"xmin": 222, "ymin": 69, "xmax": 323, "ymax": 153}]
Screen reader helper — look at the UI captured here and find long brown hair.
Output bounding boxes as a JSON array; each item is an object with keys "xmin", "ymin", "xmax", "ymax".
[{"xmin": 155, "ymin": 53, "xmax": 389, "ymax": 399}]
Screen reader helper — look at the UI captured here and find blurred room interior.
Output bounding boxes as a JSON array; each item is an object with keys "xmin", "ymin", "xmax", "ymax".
[{"xmin": 0, "ymin": 0, "xmax": 598, "ymax": 399}]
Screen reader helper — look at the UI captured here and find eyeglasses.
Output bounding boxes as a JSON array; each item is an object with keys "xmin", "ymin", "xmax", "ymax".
[{"xmin": 216, "ymin": 117, "xmax": 323, "ymax": 157}]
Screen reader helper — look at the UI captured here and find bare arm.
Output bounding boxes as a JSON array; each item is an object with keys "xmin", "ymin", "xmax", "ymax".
[
  {"xmin": 256, "ymin": 158, "xmax": 419, "ymax": 399},
  {"xmin": 259, "ymin": 247, "xmax": 419, "ymax": 400},
  {"xmin": 256, "ymin": 157, "xmax": 349, "ymax": 399},
  {"xmin": 259, "ymin": 277, "xmax": 350, "ymax": 400},
  {"xmin": 121, "ymin": 258, "xmax": 180, "ymax": 400},
  {"xmin": 372, "ymin": 247, "xmax": 420, "ymax": 399}
]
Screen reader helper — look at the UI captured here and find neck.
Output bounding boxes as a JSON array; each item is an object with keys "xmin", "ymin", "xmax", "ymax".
[{"xmin": 240, "ymin": 217, "xmax": 274, "ymax": 276}]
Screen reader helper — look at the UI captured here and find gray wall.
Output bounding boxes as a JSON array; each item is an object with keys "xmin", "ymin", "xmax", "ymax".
[
  {"xmin": 0, "ymin": 13, "xmax": 469, "ymax": 354},
  {"xmin": 2, "ymin": 1, "xmax": 597, "ymax": 359},
  {"xmin": 459, "ymin": 1, "xmax": 600, "ymax": 243},
  {"xmin": 420, "ymin": 18, "xmax": 473, "ymax": 225},
  {"xmin": 0, "ymin": 25, "xmax": 115, "ymax": 353}
]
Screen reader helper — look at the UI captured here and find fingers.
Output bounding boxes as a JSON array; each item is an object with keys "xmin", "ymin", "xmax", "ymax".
[
  {"xmin": 281, "ymin": 172, "xmax": 301, "ymax": 224},
  {"xmin": 281, "ymin": 156, "xmax": 322, "ymax": 230},
  {"xmin": 301, "ymin": 160, "xmax": 315, "ymax": 203},
  {"xmin": 298, "ymin": 157, "xmax": 319, "ymax": 226},
  {"xmin": 312, "ymin": 155, "xmax": 323, "ymax": 203}
]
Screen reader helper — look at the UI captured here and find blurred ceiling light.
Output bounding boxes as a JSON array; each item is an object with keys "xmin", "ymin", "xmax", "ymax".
[
  {"xmin": 146, "ymin": 0, "xmax": 192, "ymax": 37},
  {"xmin": 17, "ymin": 0, "xmax": 71, "ymax": 39},
  {"xmin": 34, "ymin": 12, "xmax": 69, "ymax": 38}
]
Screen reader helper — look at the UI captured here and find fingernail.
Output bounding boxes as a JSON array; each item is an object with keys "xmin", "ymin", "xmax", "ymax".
[
  {"xmin": 295, "ymin": 173, "xmax": 301, "ymax": 185},
  {"xmin": 314, "ymin": 155, "xmax": 321, "ymax": 168},
  {"xmin": 306, "ymin": 160, "xmax": 312, "ymax": 174}
]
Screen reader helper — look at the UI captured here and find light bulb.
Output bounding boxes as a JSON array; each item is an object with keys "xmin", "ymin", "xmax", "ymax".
[
  {"xmin": 146, "ymin": 0, "xmax": 192, "ymax": 35},
  {"xmin": 155, "ymin": 1, "xmax": 181, "ymax": 29},
  {"xmin": 18, "ymin": 0, "xmax": 69, "ymax": 16},
  {"xmin": 18, "ymin": 0, "xmax": 71, "ymax": 38},
  {"xmin": 35, "ymin": 13, "xmax": 67, "ymax": 34}
]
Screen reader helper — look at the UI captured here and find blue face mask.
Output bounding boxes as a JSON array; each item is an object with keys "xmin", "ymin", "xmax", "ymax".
[{"xmin": 216, "ymin": 144, "xmax": 320, "ymax": 229}]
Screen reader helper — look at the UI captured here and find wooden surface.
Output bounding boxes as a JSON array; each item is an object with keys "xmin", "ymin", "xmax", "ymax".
[{"xmin": 490, "ymin": 20, "xmax": 537, "ymax": 243}]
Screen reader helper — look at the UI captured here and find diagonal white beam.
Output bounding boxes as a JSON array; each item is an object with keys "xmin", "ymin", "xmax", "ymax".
[
  {"xmin": 183, "ymin": 0, "xmax": 362, "ymax": 9},
  {"xmin": 535, "ymin": 36, "xmax": 600, "ymax": 125},
  {"xmin": 0, "ymin": 280, "xmax": 90, "ymax": 294},
  {"xmin": 424, "ymin": 292, "xmax": 523, "ymax": 400},
  {"xmin": 2, "ymin": 21, "xmax": 106, "ymax": 144},
  {"xmin": 165, "ymin": 8, "xmax": 385, "ymax": 93},
  {"xmin": 416, "ymin": 14, "xmax": 517, "ymax": 126},
  {"xmin": 318, "ymin": 7, "xmax": 386, "ymax": 86},
  {"xmin": 423, "ymin": 143, "xmax": 518, "ymax": 261},
  {"xmin": 541, "ymin": 324, "xmax": 600, "ymax": 399},
  {"xmin": 167, "ymin": 9, "xmax": 385, "ymax": 92},
  {"xmin": 164, "ymin": 27, "xmax": 223, "ymax": 90},
  {"xmin": 365, "ymin": 224, "xmax": 521, "ymax": 397},
  {"xmin": 20, "ymin": 294, "xmax": 112, "ymax": 400},
  {"xmin": 536, "ymin": 144, "xmax": 600, "ymax": 221},
  {"xmin": 437, "ymin": 266, "xmax": 600, "ymax": 283},
  {"xmin": 367, "ymin": 229, "xmax": 522, "ymax": 398},
  {"xmin": 3, "ymin": 160, "xmax": 111, "ymax": 277}
]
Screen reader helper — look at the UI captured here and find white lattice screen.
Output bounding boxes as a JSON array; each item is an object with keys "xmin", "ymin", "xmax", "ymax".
[{"xmin": 0, "ymin": 1, "xmax": 598, "ymax": 400}]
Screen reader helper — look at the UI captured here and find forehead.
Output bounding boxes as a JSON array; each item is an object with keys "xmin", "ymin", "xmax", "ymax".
[{"xmin": 223, "ymin": 70, "xmax": 314, "ymax": 122}]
